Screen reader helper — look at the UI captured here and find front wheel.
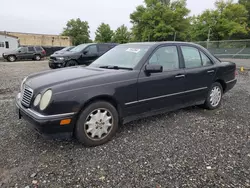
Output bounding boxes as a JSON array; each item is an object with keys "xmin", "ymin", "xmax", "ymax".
[
  {"xmin": 204, "ymin": 82, "xmax": 223, "ymax": 110},
  {"xmin": 65, "ymin": 60, "xmax": 78, "ymax": 67},
  {"xmin": 7, "ymin": 55, "xmax": 16, "ymax": 62},
  {"xmin": 75, "ymin": 101, "xmax": 119, "ymax": 147}
]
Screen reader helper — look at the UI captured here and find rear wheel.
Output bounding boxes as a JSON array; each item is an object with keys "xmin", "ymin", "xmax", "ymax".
[
  {"xmin": 7, "ymin": 55, "xmax": 16, "ymax": 62},
  {"xmin": 65, "ymin": 60, "xmax": 78, "ymax": 67},
  {"xmin": 75, "ymin": 101, "xmax": 119, "ymax": 147},
  {"xmin": 34, "ymin": 54, "xmax": 41, "ymax": 61},
  {"xmin": 204, "ymin": 82, "xmax": 223, "ymax": 110}
]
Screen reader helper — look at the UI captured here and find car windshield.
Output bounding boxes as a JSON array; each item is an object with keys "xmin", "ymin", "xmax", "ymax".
[
  {"xmin": 89, "ymin": 44, "xmax": 151, "ymax": 69},
  {"xmin": 70, "ymin": 44, "xmax": 89, "ymax": 52}
]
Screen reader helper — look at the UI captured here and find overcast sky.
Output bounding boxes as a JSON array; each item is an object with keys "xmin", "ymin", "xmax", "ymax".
[{"xmin": 0, "ymin": 0, "xmax": 217, "ymax": 39}]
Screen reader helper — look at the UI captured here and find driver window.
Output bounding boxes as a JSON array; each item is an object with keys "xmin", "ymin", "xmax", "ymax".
[
  {"xmin": 148, "ymin": 46, "xmax": 179, "ymax": 71},
  {"xmin": 86, "ymin": 45, "xmax": 97, "ymax": 55}
]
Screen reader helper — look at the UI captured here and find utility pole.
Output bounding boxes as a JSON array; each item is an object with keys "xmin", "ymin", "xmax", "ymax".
[
  {"xmin": 207, "ymin": 28, "xmax": 211, "ymax": 49},
  {"xmin": 174, "ymin": 32, "xmax": 177, "ymax": 41}
]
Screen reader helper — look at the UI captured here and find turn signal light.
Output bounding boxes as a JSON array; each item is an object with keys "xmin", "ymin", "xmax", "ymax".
[{"xmin": 60, "ymin": 119, "xmax": 71, "ymax": 125}]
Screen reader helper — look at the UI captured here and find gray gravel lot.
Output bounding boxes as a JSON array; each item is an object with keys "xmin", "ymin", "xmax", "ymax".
[{"xmin": 0, "ymin": 61, "xmax": 250, "ymax": 188}]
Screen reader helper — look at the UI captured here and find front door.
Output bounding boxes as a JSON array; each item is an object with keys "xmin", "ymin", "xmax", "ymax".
[
  {"xmin": 136, "ymin": 45, "xmax": 186, "ymax": 114},
  {"xmin": 79, "ymin": 44, "xmax": 98, "ymax": 65},
  {"xmin": 179, "ymin": 45, "xmax": 216, "ymax": 105},
  {"xmin": 16, "ymin": 47, "xmax": 28, "ymax": 59}
]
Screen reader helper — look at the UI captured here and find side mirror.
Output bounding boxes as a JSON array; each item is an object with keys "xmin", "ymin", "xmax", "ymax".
[
  {"xmin": 18, "ymin": 50, "xmax": 21, "ymax": 53},
  {"xmin": 83, "ymin": 50, "xmax": 88, "ymax": 55},
  {"xmin": 145, "ymin": 64, "xmax": 163, "ymax": 74}
]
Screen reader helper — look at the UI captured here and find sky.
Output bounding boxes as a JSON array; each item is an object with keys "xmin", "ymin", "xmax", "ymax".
[{"xmin": 0, "ymin": 0, "xmax": 217, "ymax": 40}]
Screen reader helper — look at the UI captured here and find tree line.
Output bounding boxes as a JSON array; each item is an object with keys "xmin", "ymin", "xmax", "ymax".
[{"xmin": 62, "ymin": 0, "xmax": 250, "ymax": 45}]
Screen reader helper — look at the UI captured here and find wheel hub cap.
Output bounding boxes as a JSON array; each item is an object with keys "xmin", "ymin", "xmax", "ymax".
[
  {"xmin": 85, "ymin": 109, "xmax": 113, "ymax": 140},
  {"xmin": 210, "ymin": 86, "xmax": 222, "ymax": 107}
]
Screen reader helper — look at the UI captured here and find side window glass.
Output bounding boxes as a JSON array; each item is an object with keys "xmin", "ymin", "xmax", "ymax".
[
  {"xmin": 148, "ymin": 46, "xmax": 179, "ymax": 71},
  {"xmin": 28, "ymin": 47, "xmax": 35, "ymax": 52},
  {"xmin": 86, "ymin": 45, "xmax": 98, "ymax": 54},
  {"xmin": 181, "ymin": 46, "xmax": 202, "ymax": 68},
  {"xmin": 5, "ymin": 42, "xmax": 9, "ymax": 49},
  {"xmin": 98, "ymin": 44, "xmax": 109, "ymax": 53},
  {"xmin": 20, "ymin": 47, "xmax": 27, "ymax": 53},
  {"xmin": 200, "ymin": 51, "xmax": 213, "ymax": 66}
]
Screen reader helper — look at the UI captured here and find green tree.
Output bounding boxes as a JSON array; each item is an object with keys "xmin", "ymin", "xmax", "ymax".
[
  {"xmin": 190, "ymin": 0, "xmax": 248, "ymax": 41},
  {"xmin": 112, "ymin": 25, "xmax": 131, "ymax": 43},
  {"xmin": 62, "ymin": 18, "xmax": 91, "ymax": 45},
  {"xmin": 95, "ymin": 23, "xmax": 113, "ymax": 42},
  {"xmin": 239, "ymin": 0, "xmax": 250, "ymax": 37},
  {"xmin": 130, "ymin": 0, "xmax": 190, "ymax": 42}
]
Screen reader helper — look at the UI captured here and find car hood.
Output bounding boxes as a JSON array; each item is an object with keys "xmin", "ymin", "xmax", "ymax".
[
  {"xmin": 25, "ymin": 66, "xmax": 123, "ymax": 91},
  {"xmin": 51, "ymin": 51, "xmax": 77, "ymax": 57}
]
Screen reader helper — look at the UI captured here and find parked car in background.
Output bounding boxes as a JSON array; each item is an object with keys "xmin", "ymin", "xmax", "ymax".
[
  {"xmin": 48, "ymin": 43, "xmax": 118, "ymax": 69},
  {"xmin": 52, "ymin": 46, "xmax": 75, "ymax": 55},
  {"xmin": 16, "ymin": 42, "xmax": 237, "ymax": 147},
  {"xmin": 2, "ymin": 46, "xmax": 46, "ymax": 62}
]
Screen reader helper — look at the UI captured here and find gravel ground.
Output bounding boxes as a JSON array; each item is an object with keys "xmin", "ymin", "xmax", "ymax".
[{"xmin": 0, "ymin": 61, "xmax": 249, "ymax": 188}]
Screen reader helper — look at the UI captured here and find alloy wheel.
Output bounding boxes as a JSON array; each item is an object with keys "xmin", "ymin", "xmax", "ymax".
[
  {"xmin": 84, "ymin": 108, "xmax": 113, "ymax": 140},
  {"xmin": 210, "ymin": 86, "xmax": 222, "ymax": 107}
]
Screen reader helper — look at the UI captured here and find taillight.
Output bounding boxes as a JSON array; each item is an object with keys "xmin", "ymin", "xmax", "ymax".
[
  {"xmin": 235, "ymin": 70, "xmax": 238, "ymax": 77},
  {"xmin": 42, "ymin": 50, "xmax": 46, "ymax": 55}
]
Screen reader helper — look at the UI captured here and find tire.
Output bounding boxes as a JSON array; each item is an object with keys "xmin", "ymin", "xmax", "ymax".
[
  {"xmin": 75, "ymin": 101, "xmax": 119, "ymax": 147},
  {"xmin": 65, "ymin": 60, "xmax": 78, "ymax": 67},
  {"xmin": 203, "ymin": 82, "xmax": 223, "ymax": 110},
  {"xmin": 34, "ymin": 54, "xmax": 41, "ymax": 61},
  {"xmin": 7, "ymin": 55, "xmax": 16, "ymax": 62}
]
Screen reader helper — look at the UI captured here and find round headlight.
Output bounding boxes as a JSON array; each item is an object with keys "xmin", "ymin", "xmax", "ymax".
[
  {"xmin": 33, "ymin": 94, "xmax": 41, "ymax": 106},
  {"xmin": 39, "ymin": 90, "xmax": 52, "ymax": 110}
]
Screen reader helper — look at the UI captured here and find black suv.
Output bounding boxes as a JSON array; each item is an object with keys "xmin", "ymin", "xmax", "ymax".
[
  {"xmin": 2, "ymin": 46, "xmax": 46, "ymax": 62},
  {"xmin": 49, "ymin": 43, "xmax": 118, "ymax": 69}
]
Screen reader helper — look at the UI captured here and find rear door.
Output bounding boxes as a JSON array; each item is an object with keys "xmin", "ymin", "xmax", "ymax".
[
  {"xmin": 26, "ymin": 47, "xmax": 36, "ymax": 59},
  {"xmin": 16, "ymin": 47, "xmax": 28, "ymax": 59},
  {"xmin": 179, "ymin": 45, "xmax": 216, "ymax": 105}
]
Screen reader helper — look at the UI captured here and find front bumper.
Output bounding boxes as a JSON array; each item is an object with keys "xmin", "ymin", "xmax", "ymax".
[
  {"xmin": 49, "ymin": 59, "xmax": 66, "ymax": 69},
  {"xmin": 15, "ymin": 93, "xmax": 75, "ymax": 138}
]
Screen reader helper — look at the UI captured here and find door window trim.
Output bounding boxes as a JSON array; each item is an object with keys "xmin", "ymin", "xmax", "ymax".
[
  {"xmin": 141, "ymin": 44, "xmax": 182, "ymax": 74},
  {"xmin": 179, "ymin": 44, "xmax": 214, "ymax": 69}
]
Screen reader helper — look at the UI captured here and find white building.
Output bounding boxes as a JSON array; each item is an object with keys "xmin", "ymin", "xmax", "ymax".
[{"xmin": 0, "ymin": 32, "xmax": 19, "ymax": 55}]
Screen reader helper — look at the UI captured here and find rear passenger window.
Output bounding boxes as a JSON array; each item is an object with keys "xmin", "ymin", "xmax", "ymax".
[
  {"xmin": 35, "ymin": 46, "xmax": 43, "ymax": 51},
  {"xmin": 98, "ymin": 45, "xmax": 110, "ymax": 53},
  {"xmin": 28, "ymin": 47, "xmax": 35, "ymax": 52},
  {"xmin": 200, "ymin": 51, "xmax": 213, "ymax": 66},
  {"xmin": 87, "ymin": 45, "xmax": 98, "ymax": 54},
  {"xmin": 181, "ymin": 46, "xmax": 202, "ymax": 68},
  {"xmin": 149, "ymin": 46, "xmax": 179, "ymax": 71}
]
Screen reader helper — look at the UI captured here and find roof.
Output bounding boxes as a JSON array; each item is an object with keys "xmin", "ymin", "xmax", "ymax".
[{"xmin": 0, "ymin": 32, "xmax": 18, "ymax": 39}]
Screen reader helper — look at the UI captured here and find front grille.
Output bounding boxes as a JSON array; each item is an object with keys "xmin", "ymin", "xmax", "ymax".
[{"xmin": 21, "ymin": 86, "xmax": 33, "ymax": 107}]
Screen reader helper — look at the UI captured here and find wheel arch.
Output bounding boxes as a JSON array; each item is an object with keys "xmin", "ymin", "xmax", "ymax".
[
  {"xmin": 214, "ymin": 79, "xmax": 226, "ymax": 92},
  {"xmin": 75, "ymin": 95, "xmax": 123, "ymax": 127}
]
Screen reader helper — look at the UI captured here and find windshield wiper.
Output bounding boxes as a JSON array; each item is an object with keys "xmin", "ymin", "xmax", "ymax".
[{"xmin": 99, "ymin": 65, "xmax": 133, "ymax": 70}]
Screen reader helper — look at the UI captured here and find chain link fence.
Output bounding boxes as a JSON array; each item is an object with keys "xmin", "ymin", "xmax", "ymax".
[{"xmin": 194, "ymin": 40, "xmax": 250, "ymax": 59}]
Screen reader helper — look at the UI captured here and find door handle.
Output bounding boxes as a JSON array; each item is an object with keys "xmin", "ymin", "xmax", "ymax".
[
  {"xmin": 175, "ymin": 74, "xmax": 185, "ymax": 78},
  {"xmin": 207, "ymin": 70, "xmax": 215, "ymax": 73}
]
